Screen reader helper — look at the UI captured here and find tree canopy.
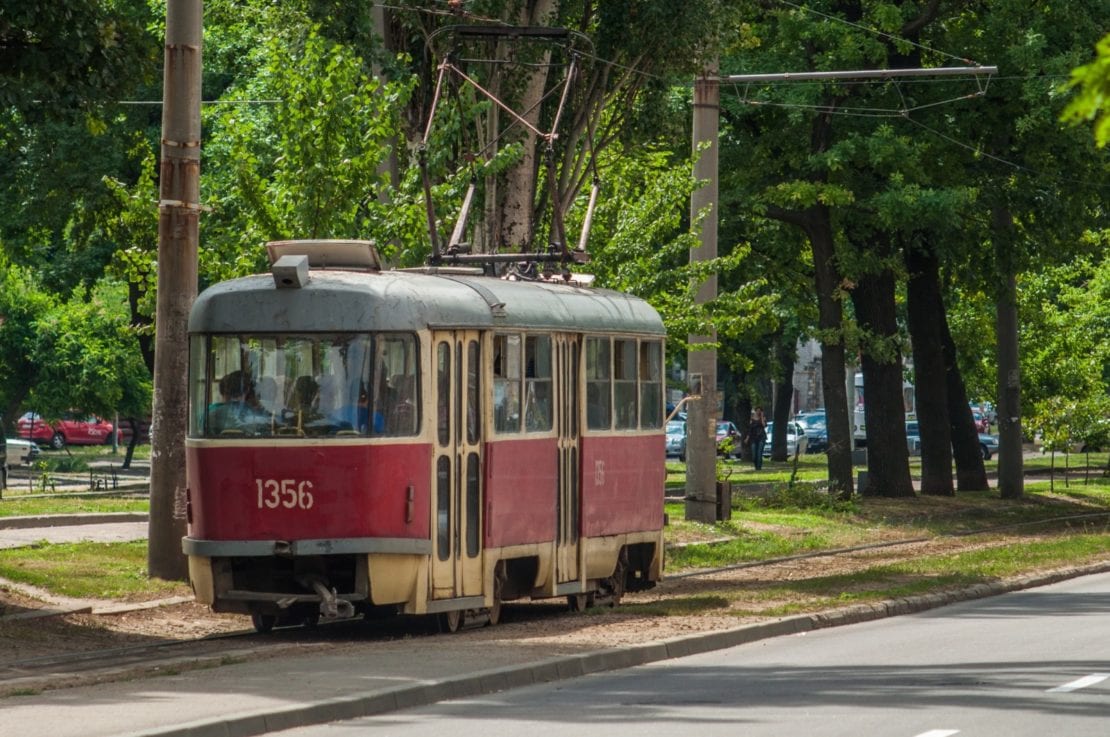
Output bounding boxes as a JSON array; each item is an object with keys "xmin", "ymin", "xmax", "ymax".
[{"xmin": 0, "ymin": 1, "xmax": 1106, "ymax": 503}]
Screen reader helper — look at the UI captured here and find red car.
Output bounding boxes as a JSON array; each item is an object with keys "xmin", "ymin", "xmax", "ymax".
[{"xmin": 17, "ymin": 412, "xmax": 121, "ymax": 450}]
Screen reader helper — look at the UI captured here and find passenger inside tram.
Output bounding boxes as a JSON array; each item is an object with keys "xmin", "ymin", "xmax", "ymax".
[{"xmin": 387, "ymin": 374, "xmax": 416, "ymax": 435}]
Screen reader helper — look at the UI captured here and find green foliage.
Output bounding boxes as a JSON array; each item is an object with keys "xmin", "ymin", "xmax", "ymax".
[
  {"xmin": 582, "ymin": 141, "xmax": 774, "ymax": 352},
  {"xmin": 1061, "ymin": 32, "xmax": 1110, "ymax": 147},
  {"xmin": 0, "ymin": 0, "xmax": 158, "ymax": 126},
  {"xmin": 748, "ymin": 481, "xmax": 859, "ymax": 515},
  {"xmin": 203, "ymin": 27, "xmax": 418, "ymax": 277},
  {"xmin": 25, "ymin": 280, "xmax": 152, "ymax": 422},
  {"xmin": 1020, "ymin": 254, "xmax": 1110, "ymax": 445},
  {"xmin": 0, "ymin": 259, "xmax": 57, "ymax": 432}
]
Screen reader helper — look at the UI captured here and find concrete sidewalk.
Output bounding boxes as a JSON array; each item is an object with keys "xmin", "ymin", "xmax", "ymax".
[
  {"xmin": 1, "ymin": 559, "xmax": 1108, "ymax": 737},
  {"xmin": 0, "ymin": 513, "xmax": 148, "ymax": 550}
]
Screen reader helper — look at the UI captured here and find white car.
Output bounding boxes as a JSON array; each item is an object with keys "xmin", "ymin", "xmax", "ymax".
[
  {"xmin": 5, "ymin": 437, "xmax": 41, "ymax": 468},
  {"xmin": 763, "ymin": 421, "xmax": 808, "ymax": 457}
]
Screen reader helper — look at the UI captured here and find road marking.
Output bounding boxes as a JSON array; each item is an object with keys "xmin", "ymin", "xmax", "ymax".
[
  {"xmin": 1048, "ymin": 674, "xmax": 1110, "ymax": 693},
  {"xmin": 913, "ymin": 731, "xmax": 959, "ymax": 737}
]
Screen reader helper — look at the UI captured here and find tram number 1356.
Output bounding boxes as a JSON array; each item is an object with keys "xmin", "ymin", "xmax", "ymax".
[{"xmin": 256, "ymin": 478, "xmax": 315, "ymax": 510}]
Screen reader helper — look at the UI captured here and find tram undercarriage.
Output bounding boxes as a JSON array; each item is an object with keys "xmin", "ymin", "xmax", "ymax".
[{"xmin": 186, "ymin": 532, "xmax": 660, "ymax": 633}]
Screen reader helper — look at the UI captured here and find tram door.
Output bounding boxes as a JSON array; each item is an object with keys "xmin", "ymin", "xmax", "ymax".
[
  {"xmin": 555, "ymin": 334, "xmax": 581, "ymax": 583},
  {"xmin": 431, "ymin": 331, "xmax": 484, "ymax": 600}
]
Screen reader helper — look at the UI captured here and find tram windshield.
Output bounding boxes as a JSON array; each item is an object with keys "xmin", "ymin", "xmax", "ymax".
[{"xmin": 189, "ymin": 332, "xmax": 419, "ymax": 439}]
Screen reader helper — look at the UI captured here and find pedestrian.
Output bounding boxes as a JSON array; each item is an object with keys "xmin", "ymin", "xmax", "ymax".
[{"xmin": 744, "ymin": 407, "xmax": 767, "ymax": 470}]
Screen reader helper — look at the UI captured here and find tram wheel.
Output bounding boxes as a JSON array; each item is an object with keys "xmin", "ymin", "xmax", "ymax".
[
  {"xmin": 487, "ymin": 597, "xmax": 502, "ymax": 627},
  {"xmin": 566, "ymin": 593, "xmax": 593, "ymax": 613},
  {"xmin": 438, "ymin": 609, "xmax": 464, "ymax": 633},
  {"xmin": 251, "ymin": 612, "xmax": 277, "ymax": 634},
  {"xmin": 486, "ymin": 565, "xmax": 505, "ymax": 626}
]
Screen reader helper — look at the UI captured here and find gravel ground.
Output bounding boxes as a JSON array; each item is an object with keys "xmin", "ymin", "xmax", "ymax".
[{"xmin": 0, "ymin": 533, "xmax": 1045, "ymax": 668}]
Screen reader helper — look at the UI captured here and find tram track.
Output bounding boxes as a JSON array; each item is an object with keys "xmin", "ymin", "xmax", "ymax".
[{"xmin": 3, "ymin": 509, "xmax": 1109, "ymax": 697}]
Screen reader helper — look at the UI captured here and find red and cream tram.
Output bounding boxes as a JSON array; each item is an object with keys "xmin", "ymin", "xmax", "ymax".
[{"xmin": 183, "ymin": 240, "xmax": 666, "ymax": 632}]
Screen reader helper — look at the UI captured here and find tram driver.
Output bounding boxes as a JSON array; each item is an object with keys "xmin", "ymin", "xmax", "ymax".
[{"xmin": 208, "ymin": 369, "xmax": 269, "ymax": 435}]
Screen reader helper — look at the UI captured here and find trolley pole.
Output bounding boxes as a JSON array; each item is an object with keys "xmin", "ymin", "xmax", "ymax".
[
  {"xmin": 149, "ymin": 0, "xmax": 202, "ymax": 581},
  {"xmin": 685, "ymin": 65, "xmax": 720, "ymax": 524}
]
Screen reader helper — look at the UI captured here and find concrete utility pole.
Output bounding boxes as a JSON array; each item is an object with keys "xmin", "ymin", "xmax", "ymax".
[
  {"xmin": 148, "ymin": 0, "xmax": 202, "ymax": 581},
  {"xmin": 685, "ymin": 65, "xmax": 720, "ymax": 524}
]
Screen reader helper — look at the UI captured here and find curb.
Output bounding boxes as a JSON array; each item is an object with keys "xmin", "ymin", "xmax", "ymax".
[
  {"xmin": 108, "ymin": 558, "xmax": 1110, "ymax": 737},
  {"xmin": 0, "ymin": 512, "xmax": 149, "ymax": 530}
]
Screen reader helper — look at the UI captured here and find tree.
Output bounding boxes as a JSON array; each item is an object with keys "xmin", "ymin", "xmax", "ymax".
[
  {"xmin": 936, "ymin": 1, "xmax": 1108, "ymax": 498},
  {"xmin": 0, "ymin": 0, "xmax": 157, "ymax": 125},
  {"xmin": 382, "ymin": 0, "xmax": 730, "ymax": 257},
  {"xmin": 28, "ymin": 283, "xmax": 152, "ymax": 428},
  {"xmin": 1062, "ymin": 32, "xmax": 1110, "ymax": 147},
  {"xmin": 0, "ymin": 260, "xmax": 56, "ymax": 435},
  {"xmin": 203, "ymin": 28, "xmax": 418, "ymax": 274}
]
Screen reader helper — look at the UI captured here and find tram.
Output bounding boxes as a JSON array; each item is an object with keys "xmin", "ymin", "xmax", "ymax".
[{"xmin": 183, "ymin": 240, "xmax": 666, "ymax": 632}]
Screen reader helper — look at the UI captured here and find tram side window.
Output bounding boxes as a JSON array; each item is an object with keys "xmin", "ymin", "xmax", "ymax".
[
  {"xmin": 493, "ymin": 334, "xmax": 522, "ymax": 433},
  {"xmin": 524, "ymin": 336, "xmax": 552, "ymax": 432},
  {"xmin": 188, "ymin": 336, "xmax": 208, "ymax": 436},
  {"xmin": 613, "ymin": 339, "xmax": 638, "ymax": 430},
  {"xmin": 585, "ymin": 337, "xmax": 611, "ymax": 430},
  {"xmin": 640, "ymin": 340, "xmax": 663, "ymax": 429},
  {"xmin": 373, "ymin": 334, "xmax": 420, "ymax": 437}
]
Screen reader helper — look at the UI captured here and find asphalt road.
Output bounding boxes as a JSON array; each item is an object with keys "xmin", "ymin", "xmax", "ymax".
[{"xmin": 273, "ymin": 571, "xmax": 1110, "ymax": 737}]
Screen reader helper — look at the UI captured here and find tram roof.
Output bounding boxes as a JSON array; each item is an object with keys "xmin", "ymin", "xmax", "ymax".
[{"xmin": 189, "ymin": 268, "xmax": 665, "ymax": 336}]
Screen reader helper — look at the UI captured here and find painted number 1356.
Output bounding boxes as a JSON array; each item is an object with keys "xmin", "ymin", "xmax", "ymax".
[{"xmin": 255, "ymin": 479, "xmax": 314, "ymax": 510}]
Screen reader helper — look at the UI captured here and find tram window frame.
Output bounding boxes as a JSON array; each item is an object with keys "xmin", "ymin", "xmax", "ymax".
[
  {"xmin": 188, "ymin": 336, "xmax": 208, "ymax": 436},
  {"xmin": 524, "ymin": 335, "xmax": 552, "ymax": 432},
  {"xmin": 639, "ymin": 340, "xmax": 664, "ymax": 429},
  {"xmin": 436, "ymin": 341, "xmax": 450, "ymax": 447},
  {"xmin": 492, "ymin": 334, "xmax": 522, "ymax": 434},
  {"xmin": 585, "ymin": 337, "xmax": 612, "ymax": 431},
  {"xmin": 492, "ymin": 333, "xmax": 553, "ymax": 434},
  {"xmin": 613, "ymin": 338, "xmax": 638, "ymax": 430}
]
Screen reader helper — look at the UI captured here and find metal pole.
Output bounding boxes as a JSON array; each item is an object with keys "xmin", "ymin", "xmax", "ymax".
[
  {"xmin": 149, "ymin": 0, "xmax": 201, "ymax": 581},
  {"xmin": 723, "ymin": 66, "xmax": 996, "ymax": 83},
  {"xmin": 685, "ymin": 64, "xmax": 720, "ymax": 524}
]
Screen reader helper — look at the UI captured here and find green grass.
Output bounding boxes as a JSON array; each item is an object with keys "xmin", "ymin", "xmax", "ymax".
[
  {"xmin": 0, "ymin": 540, "xmax": 186, "ymax": 600},
  {"xmin": 0, "ymin": 497, "xmax": 149, "ymax": 518}
]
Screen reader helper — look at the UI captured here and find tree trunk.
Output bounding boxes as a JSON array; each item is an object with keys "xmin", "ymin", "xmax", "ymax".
[
  {"xmin": 770, "ymin": 332, "xmax": 795, "ymax": 462},
  {"xmin": 806, "ymin": 206, "xmax": 854, "ymax": 498},
  {"xmin": 994, "ymin": 268, "xmax": 1024, "ymax": 498},
  {"xmin": 852, "ymin": 269, "xmax": 914, "ymax": 497},
  {"xmin": 497, "ymin": 0, "xmax": 556, "ymax": 252},
  {"xmin": 905, "ymin": 244, "xmax": 954, "ymax": 496},
  {"xmin": 735, "ymin": 389, "xmax": 753, "ymax": 463},
  {"xmin": 941, "ymin": 318, "xmax": 989, "ymax": 491},
  {"xmin": 992, "ymin": 204, "xmax": 1024, "ymax": 498}
]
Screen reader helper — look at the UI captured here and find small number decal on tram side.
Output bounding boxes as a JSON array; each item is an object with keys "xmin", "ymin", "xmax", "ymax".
[{"xmin": 255, "ymin": 479, "xmax": 315, "ymax": 510}]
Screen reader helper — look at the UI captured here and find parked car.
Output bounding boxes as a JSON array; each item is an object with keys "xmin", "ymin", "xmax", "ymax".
[
  {"xmin": 5, "ymin": 437, "xmax": 41, "ymax": 468},
  {"xmin": 764, "ymin": 421, "xmax": 808, "ymax": 458},
  {"xmin": 716, "ymin": 420, "xmax": 742, "ymax": 457},
  {"xmin": 665, "ymin": 419, "xmax": 687, "ymax": 461},
  {"xmin": 906, "ymin": 421, "xmax": 998, "ymax": 460},
  {"xmin": 16, "ymin": 412, "xmax": 121, "ymax": 450},
  {"xmin": 794, "ymin": 411, "xmax": 828, "ymax": 454}
]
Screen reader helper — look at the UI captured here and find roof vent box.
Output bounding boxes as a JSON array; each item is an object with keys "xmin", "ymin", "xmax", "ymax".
[{"xmin": 266, "ymin": 240, "xmax": 382, "ymax": 271}]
